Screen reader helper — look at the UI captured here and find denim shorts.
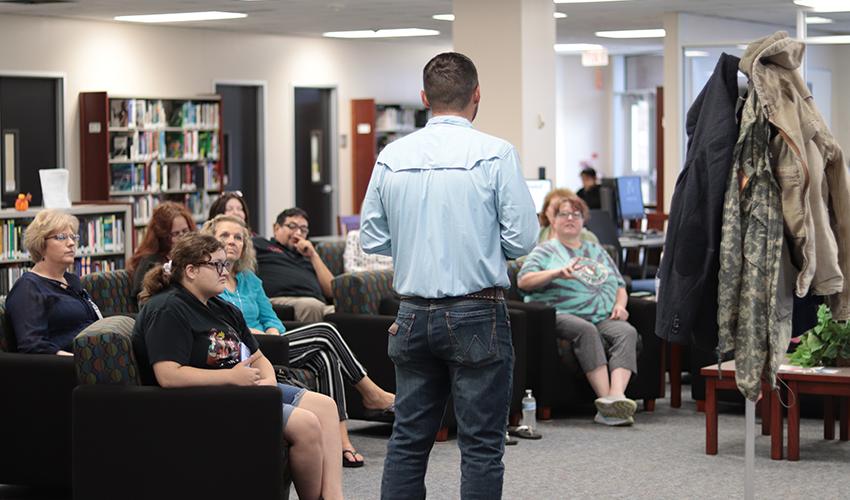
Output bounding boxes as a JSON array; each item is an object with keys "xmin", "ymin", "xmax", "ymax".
[{"xmin": 278, "ymin": 382, "xmax": 307, "ymax": 428}]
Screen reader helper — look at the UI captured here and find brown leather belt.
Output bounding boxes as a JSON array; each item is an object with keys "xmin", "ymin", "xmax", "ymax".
[{"xmin": 401, "ymin": 287, "xmax": 505, "ymax": 302}]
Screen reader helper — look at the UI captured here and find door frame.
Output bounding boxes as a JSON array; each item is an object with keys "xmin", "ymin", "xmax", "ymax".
[
  {"xmin": 212, "ymin": 79, "xmax": 268, "ymax": 232},
  {"xmin": 291, "ymin": 84, "xmax": 339, "ymax": 236},
  {"xmin": 0, "ymin": 70, "xmax": 66, "ymax": 181}
]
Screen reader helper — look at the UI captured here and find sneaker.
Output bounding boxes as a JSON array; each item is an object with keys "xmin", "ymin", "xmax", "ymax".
[
  {"xmin": 594, "ymin": 396, "xmax": 637, "ymax": 420},
  {"xmin": 594, "ymin": 412, "xmax": 634, "ymax": 427}
]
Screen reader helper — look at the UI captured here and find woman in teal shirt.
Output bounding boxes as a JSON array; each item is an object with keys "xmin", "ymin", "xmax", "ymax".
[
  {"xmin": 518, "ymin": 195, "xmax": 639, "ymax": 427},
  {"xmin": 202, "ymin": 215, "xmax": 394, "ymax": 467}
]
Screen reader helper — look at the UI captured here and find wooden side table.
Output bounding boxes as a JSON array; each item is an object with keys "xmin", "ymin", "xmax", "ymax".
[
  {"xmin": 700, "ymin": 361, "xmax": 775, "ymax": 456},
  {"xmin": 774, "ymin": 366, "xmax": 850, "ymax": 461}
]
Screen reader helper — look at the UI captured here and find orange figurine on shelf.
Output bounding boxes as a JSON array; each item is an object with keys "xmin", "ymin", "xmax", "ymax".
[{"xmin": 14, "ymin": 193, "xmax": 32, "ymax": 211}]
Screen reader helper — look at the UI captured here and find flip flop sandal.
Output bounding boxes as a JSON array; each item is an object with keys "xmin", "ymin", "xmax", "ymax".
[
  {"xmin": 343, "ymin": 449, "xmax": 365, "ymax": 468},
  {"xmin": 505, "ymin": 432, "xmax": 519, "ymax": 446},
  {"xmin": 508, "ymin": 425, "xmax": 542, "ymax": 440}
]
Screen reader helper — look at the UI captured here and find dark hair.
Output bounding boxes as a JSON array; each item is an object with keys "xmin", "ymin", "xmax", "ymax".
[
  {"xmin": 138, "ymin": 233, "xmax": 223, "ymax": 304},
  {"xmin": 580, "ymin": 167, "xmax": 597, "ymax": 179},
  {"xmin": 557, "ymin": 195, "xmax": 591, "ymax": 221},
  {"xmin": 129, "ymin": 202, "xmax": 197, "ymax": 273},
  {"xmin": 208, "ymin": 192, "xmax": 250, "ymax": 228},
  {"xmin": 275, "ymin": 207, "xmax": 309, "ymax": 226},
  {"xmin": 423, "ymin": 52, "xmax": 478, "ymax": 112}
]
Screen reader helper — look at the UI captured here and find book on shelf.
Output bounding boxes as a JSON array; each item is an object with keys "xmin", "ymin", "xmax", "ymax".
[
  {"xmin": 110, "ymin": 100, "xmax": 129, "ymax": 128},
  {"xmin": 111, "ymin": 135, "xmax": 130, "ymax": 160}
]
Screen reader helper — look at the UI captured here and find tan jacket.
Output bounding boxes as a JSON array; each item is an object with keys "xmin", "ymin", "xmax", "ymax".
[{"xmin": 742, "ymin": 32, "xmax": 850, "ymax": 319}]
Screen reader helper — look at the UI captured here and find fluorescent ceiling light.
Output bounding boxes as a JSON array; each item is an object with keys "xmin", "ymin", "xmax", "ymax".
[
  {"xmin": 794, "ymin": 1, "xmax": 850, "ymax": 12},
  {"xmin": 114, "ymin": 11, "xmax": 247, "ymax": 23},
  {"xmin": 555, "ymin": 0, "xmax": 631, "ymax": 3},
  {"xmin": 807, "ymin": 35, "xmax": 850, "ymax": 44},
  {"xmin": 554, "ymin": 43, "xmax": 605, "ymax": 53},
  {"xmin": 806, "ymin": 15, "xmax": 835, "ymax": 23},
  {"xmin": 323, "ymin": 28, "xmax": 440, "ymax": 39},
  {"xmin": 554, "ymin": 12, "xmax": 568, "ymax": 18},
  {"xmin": 595, "ymin": 28, "xmax": 665, "ymax": 38},
  {"xmin": 432, "ymin": 14, "xmax": 455, "ymax": 21},
  {"xmin": 685, "ymin": 50, "xmax": 709, "ymax": 57}
]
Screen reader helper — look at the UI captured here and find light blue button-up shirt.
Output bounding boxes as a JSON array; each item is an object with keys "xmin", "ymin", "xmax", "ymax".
[{"xmin": 360, "ymin": 115, "xmax": 539, "ymax": 298}]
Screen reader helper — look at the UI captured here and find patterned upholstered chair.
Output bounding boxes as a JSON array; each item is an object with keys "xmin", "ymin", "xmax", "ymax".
[
  {"xmin": 0, "ymin": 298, "xmax": 77, "ymax": 488},
  {"xmin": 80, "ymin": 269, "xmax": 138, "ymax": 316},
  {"xmin": 315, "ymin": 239, "xmax": 346, "ymax": 277},
  {"xmin": 72, "ymin": 316, "xmax": 293, "ymax": 500}
]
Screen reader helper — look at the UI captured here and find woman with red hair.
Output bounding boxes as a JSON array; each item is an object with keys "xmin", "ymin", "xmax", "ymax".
[{"xmin": 129, "ymin": 201, "xmax": 196, "ymax": 303}]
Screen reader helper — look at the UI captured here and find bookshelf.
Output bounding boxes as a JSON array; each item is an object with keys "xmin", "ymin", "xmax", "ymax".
[
  {"xmin": 0, "ymin": 204, "xmax": 132, "ymax": 294},
  {"xmin": 79, "ymin": 92, "xmax": 223, "ymax": 246},
  {"xmin": 350, "ymin": 99, "xmax": 429, "ymax": 214}
]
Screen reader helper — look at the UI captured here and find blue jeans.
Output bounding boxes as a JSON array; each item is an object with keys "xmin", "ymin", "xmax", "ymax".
[{"xmin": 380, "ymin": 298, "xmax": 514, "ymax": 500}]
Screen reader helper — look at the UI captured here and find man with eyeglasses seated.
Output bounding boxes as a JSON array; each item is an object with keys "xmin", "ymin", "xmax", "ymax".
[
  {"xmin": 253, "ymin": 208, "xmax": 335, "ymax": 323},
  {"xmin": 6, "ymin": 209, "xmax": 103, "ymax": 354}
]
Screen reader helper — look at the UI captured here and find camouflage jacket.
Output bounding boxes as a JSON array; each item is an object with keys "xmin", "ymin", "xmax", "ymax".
[{"xmin": 717, "ymin": 89, "xmax": 792, "ymax": 401}]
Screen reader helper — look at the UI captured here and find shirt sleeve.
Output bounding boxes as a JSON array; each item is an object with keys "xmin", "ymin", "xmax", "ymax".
[
  {"xmin": 494, "ymin": 148, "xmax": 540, "ymax": 259},
  {"xmin": 360, "ymin": 163, "xmax": 393, "ymax": 256},
  {"xmin": 143, "ymin": 302, "xmax": 194, "ymax": 366},
  {"xmin": 6, "ymin": 278, "xmax": 61, "ymax": 354},
  {"xmin": 247, "ymin": 272, "xmax": 286, "ymax": 333},
  {"xmin": 517, "ymin": 246, "xmax": 548, "ymax": 279}
]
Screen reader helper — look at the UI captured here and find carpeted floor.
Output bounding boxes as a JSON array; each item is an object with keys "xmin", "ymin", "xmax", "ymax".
[
  {"xmin": 337, "ymin": 394, "xmax": 850, "ymax": 500},
  {"xmin": 3, "ymin": 388, "xmax": 849, "ymax": 499}
]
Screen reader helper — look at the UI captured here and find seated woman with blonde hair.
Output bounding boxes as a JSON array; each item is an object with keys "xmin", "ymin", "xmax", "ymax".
[
  {"xmin": 6, "ymin": 209, "xmax": 102, "ymax": 354},
  {"xmin": 201, "ymin": 214, "xmax": 394, "ymax": 468},
  {"xmin": 133, "ymin": 232, "xmax": 342, "ymax": 500}
]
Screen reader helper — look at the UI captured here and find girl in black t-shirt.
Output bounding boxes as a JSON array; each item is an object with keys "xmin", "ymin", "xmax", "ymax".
[{"xmin": 133, "ymin": 233, "xmax": 343, "ymax": 500}]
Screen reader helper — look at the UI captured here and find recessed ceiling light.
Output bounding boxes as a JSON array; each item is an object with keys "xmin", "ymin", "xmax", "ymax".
[
  {"xmin": 323, "ymin": 28, "xmax": 440, "ymax": 39},
  {"xmin": 555, "ymin": 0, "xmax": 631, "ymax": 3},
  {"xmin": 554, "ymin": 12, "xmax": 568, "ymax": 18},
  {"xmin": 432, "ymin": 14, "xmax": 455, "ymax": 21},
  {"xmin": 685, "ymin": 50, "xmax": 710, "ymax": 57},
  {"xmin": 806, "ymin": 15, "xmax": 835, "ymax": 23},
  {"xmin": 794, "ymin": 1, "xmax": 850, "ymax": 12},
  {"xmin": 554, "ymin": 43, "xmax": 605, "ymax": 53},
  {"xmin": 114, "ymin": 11, "xmax": 247, "ymax": 23},
  {"xmin": 806, "ymin": 35, "xmax": 850, "ymax": 43},
  {"xmin": 595, "ymin": 28, "xmax": 665, "ymax": 38},
  {"xmin": 737, "ymin": 44, "xmax": 749, "ymax": 50}
]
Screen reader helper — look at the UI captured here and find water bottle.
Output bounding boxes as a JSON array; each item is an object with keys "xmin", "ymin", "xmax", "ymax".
[{"xmin": 521, "ymin": 389, "xmax": 537, "ymax": 433}]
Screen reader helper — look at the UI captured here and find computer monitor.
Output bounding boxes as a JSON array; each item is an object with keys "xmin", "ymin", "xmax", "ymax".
[
  {"xmin": 616, "ymin": 176, "xmax": 646, "ymax": 221},
  {"xmin": 525, "ymin": 179, "xmax": 552, "ymax": 213}
]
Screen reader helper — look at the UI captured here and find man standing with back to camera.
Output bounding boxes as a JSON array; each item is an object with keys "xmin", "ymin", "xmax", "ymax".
[{"xmin": 361, "ymin": 52, "xmax": 538, "ymax": 499}]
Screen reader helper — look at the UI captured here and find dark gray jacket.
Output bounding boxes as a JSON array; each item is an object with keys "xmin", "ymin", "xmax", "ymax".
[{"xmin": 655, "ymin": 53, "xmax": 741, "ymax": 348}]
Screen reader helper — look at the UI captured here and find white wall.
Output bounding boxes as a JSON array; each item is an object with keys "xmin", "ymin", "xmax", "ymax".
[
  {"xmin": 555, "ymin": 55, "xmax": 612, "ymax": 192},
  {"xmin": 0, "ymin": 14, "xmax": 449, "ymax": 234}
]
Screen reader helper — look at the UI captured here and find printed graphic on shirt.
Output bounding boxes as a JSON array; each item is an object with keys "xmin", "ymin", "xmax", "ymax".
[
  {"xmin": 206, "ymin": 327, "xmax": 242, "ymax": 368},
  {"xmin": 568, "ymin": 256, "xmax": 609, "ymax": 287}
]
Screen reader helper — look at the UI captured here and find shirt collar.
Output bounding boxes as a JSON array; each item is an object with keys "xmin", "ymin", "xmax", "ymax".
[{"xmin": 426, "ymin": 115, "xmax": 473, "ymax": 128}]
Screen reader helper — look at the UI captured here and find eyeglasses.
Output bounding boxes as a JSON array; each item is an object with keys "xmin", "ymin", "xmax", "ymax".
[
  {"xmin": 198, "ymin": 260, "xmax": 232, "ymax": 276},
  {"xmin": 283, "ymin": 222, "xmax": 309, "ymax": 235},
  {"xmin": 556, "ymin": 211, "xmax": 584, "ymax": 220},
  {"xmin": 170, "ymin": 228, "xmax": 191, "ymax": 239},
  {"xmin": 48, "ymin": 233, "xmax": 80, "ymax": 243}
]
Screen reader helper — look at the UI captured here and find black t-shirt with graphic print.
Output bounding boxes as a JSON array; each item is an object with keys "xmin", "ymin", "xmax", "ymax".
[{"xmin": 132, "ymin": 283, "xmax": 260, "ymax": 386}]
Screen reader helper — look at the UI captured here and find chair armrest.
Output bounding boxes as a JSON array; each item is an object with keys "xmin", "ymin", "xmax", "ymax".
[
  {"xmin": 73, "ymin": 384, "xmax": 284, "ymax": 500},
  {"xmin": 256, "ymin": 334, "xmax": 290, "ymax": 366},
  {"xmin": 273, "ymin": 303, "xmax": 295, "ymax": 322},
  {"xmin": 331, "ymin": 270, "xmax": 395, "ymax": 314}
]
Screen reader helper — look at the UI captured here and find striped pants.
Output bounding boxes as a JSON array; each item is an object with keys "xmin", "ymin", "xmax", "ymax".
[{"xmin": 284, "ymin": 322, "xmax": 367, "ymax": 421}]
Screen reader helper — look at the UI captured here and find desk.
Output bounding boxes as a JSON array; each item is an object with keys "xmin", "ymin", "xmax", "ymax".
[
  {"xmin": 700, "ymin": 361, "xmax": 776, "ymax": 457},
  {"xmin": 618, "ymin": 233, "xmax": 665, "ymax": 278},
  {"xmin": 775, "ymin": 365, "xmax": 850, "ymax": 461}
]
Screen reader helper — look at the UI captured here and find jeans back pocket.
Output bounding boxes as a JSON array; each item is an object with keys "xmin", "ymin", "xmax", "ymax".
[
  {"xmin": 445, "ymin": 306, "xmax": 498, "ymax": 367},
  {"xmin": 388, "ymin": 311, "xmax": 415, "ymax": 364}
]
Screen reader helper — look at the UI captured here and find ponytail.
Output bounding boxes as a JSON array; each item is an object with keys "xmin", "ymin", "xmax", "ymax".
[{"xmin": 138, "ymin": 264, "xmax": 172, "ymax": 305}]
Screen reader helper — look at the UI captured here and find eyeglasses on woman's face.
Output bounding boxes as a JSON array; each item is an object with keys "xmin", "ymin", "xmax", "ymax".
[
  {"xmin": 48, "ymin": 233, "xmax": 80, "ymax": 243},
  {"xmin": 170, "ymin": 228, "xmax": 191, "ymax": 239},
  {"xmin": 198, "ymin": 259, "xmax": 232, "ymax": 276},
  {"xmin": 555, "ymin": 211, "xmax": 584, "ymax": 220}
]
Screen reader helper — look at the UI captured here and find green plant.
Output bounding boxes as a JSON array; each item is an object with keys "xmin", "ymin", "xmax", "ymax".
[{"xmin": 789, "ymin": 304, "xmax": 850, "ymax": 367}]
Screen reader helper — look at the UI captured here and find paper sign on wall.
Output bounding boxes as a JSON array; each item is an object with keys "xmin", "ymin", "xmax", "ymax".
[{"xmin": 582, "ymin": 49, "xmax": 609, "ymax": 67}]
